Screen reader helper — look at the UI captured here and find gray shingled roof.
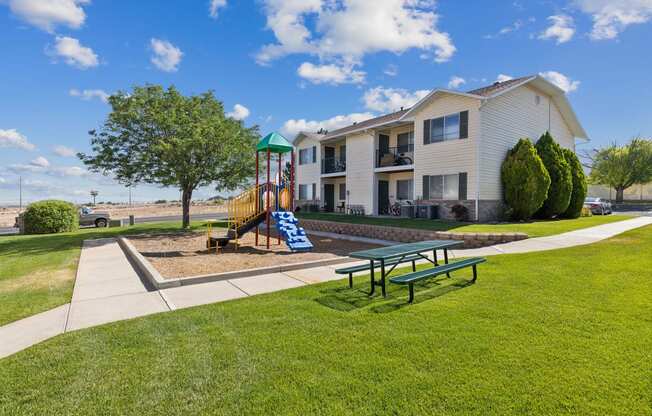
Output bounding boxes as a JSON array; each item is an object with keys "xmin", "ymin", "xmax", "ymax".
[
  {"xmin": 465, "ymin": 75, "xmax": 534, "ymax": 97},
  {"xmin": 319, "ymin": 76, "xmax": 535, "ymax": 140},
  {"xmin": 323, "ymin": 109, "xmax": 410, "ymax": 139}
]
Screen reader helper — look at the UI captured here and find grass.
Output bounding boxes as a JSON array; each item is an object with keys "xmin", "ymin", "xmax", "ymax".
[
  {"xmin": 297, "ymin": 212, "xmax": 633, "ymax": 237},
  {"xmin": 0, "ymin": 221, "xmax": 217, "ymax": 326},
  {"xmin": 0, "ymin": 226, "xmax": 650, "ymax": 415}
]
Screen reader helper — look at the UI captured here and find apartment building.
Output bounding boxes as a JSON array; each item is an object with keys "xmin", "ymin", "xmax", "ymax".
[{"xmin": 293, "ymin": 75, "xmax": 588, "ymax": 221}]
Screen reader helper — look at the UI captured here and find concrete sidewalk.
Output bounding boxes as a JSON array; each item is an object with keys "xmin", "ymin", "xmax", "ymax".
[{"xmin": 2, "ymin": 216, "xmax": 651, "ymax": 359}]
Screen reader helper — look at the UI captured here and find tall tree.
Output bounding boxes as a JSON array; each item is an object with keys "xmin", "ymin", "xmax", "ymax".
[
  {"xmin": 588, "ymin": 138, "xmax": 652, "ymax": 202},
  {"xmin": 535, "ymin": 132, "xmax": 572, "ymax": 218},
  {"xmin": 501, "ymin": 138, "xmax": 550, "ymax": 220},
  {"xmin": 561, "ymin": 148, "xmax": 587, "ymax": 218},
  {"xmin": 79, "ymin": 85, "xmax": 258, "ymax": 228}
]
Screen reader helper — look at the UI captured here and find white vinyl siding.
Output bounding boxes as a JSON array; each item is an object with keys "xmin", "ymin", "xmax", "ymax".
[
  {"xmin": 413, "ymin": 93, "xmax": 480, "ymax": 201},
  {"xmin": 295, "ymin": 136, "xmax": 321, "ymax": 201},
  {"xmin": 345, "ymin": 131, "xmax": 375, "ymax": 214},
  {"xmin": 479, "ymin": 84, "xmax": 576, "ymax": 200}
]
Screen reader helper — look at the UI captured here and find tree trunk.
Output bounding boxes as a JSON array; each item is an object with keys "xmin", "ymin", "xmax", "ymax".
[
  {"xmin": 182, "ymin": 188, "xmax": 193, "ymax": 229},
  {"xmin": 615, "ymin": 187, "xmax": 625, "ymax": 203}
]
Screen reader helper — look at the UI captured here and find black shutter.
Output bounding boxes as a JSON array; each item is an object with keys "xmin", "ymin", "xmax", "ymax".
[
  {"xmin": 312, "ymin": 146, "xmax": 317, "ymax": 163},
  {"xmin": 312, "ymin": 183, "xmax": 316, "ymax": 200},
  {"xmin": 458, "ymin": 172, "xmax": 468, "ymax": 200},
  {"xmin": 423, "ymin": 119, "xmax": 430, "ymax": 145},
  {"xmin": 422, "ymin": 176, "xmax": 430, "ymax": 200},
  {"xmin": 459, "ymin": 111, "xmax": 469, "ymax": 139}
]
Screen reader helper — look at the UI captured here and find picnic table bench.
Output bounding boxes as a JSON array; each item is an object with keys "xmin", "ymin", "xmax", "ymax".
[{"xmin": 341, "ymin": 240, "xmax": 486, "ymax": 303}]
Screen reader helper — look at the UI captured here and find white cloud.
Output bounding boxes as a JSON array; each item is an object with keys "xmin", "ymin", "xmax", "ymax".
[
  {"xmin": 69, "ymin": 88, "xmax": 109, "ymax": 103},
  {"xmin": 575, "ymin": 0, "xmax": 652, "ymax": 40},
  {"xmin": 281, "ymin": 112, "xmax": 375, "ymax": 137},
  {"xmin": 0, "ymin": 129, "xmax": 36, "ymax": 151},
  {"xmin": 53, "ymin": 145, "xmax": 76, "ymax": 157},
  {"xmin": 447, "ymin": 76, "xmax": 466, "ymax": 89},
  {"xmin": 8, "ymin": 162, "xmax": 88, "ymax": 177},
  {"xmin": 48, "ymin": 166, "xmax": 88, "ymax": 177},
  {"xmin": 209, "ymin": 0, "xmax": 227, "ymax": 18},
  {"xmin": 297, "ymin": 62, "xmax": 365, "ymax": 85},
  {"xmin": 362, "ymin": 86, "xmax": 429, "ymax": 113},
  {"xmin": 256, "ymin": 0, "xmax": 456, "ymax": 74},
  {"xmin": 539, "ymin": 71, "xmax": 580, "ymax": 92},
  {"xmin": 5, "ymin": 0, "xmax": 89, "ymax": 32},
  {"xmin": 484, "ymin": 20, "xmax": 524, "ymax": 39},
  {"xmin": 496, "ymin": 74, "xmax": 514, "ymax": 83},
  {"xmin": 30, "ymin": 156, "xmax": 50, "ymax": 168},
  {"xmin": 539, "ymin": 15, "xmax": 576, "ymax": 44},
  {"xmin": 150, "ymin": 38, "xmax": 183, "ymax": 72},
  {"xmin": 50, "ymin": 36, "xmax": 99, "ymax": 69},
  {"xmin": 383, "ymin": 64, "xmax": 398, "ymax": 77},
  {"xmin": 227, "ymin": 104, "xmax": 250, "ymax": 120}
]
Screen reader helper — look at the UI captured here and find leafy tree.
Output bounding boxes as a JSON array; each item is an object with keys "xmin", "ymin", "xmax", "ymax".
[
  {"xmin": 535, "ymin": 132, "xmax": 572, "ymax": 218},
  {"xmin": 79, "ymin": 85, "xmax": 258, "ymax": 228},
  {"xmin": 587, "ymin": 138, "xmax": 652, "ymax": 202},
  {"xmin": 561, "ymin": 148, "xmax": 588, "ymax": 218},
  {"xmin": 501, "ymin": 138, "xmax": 551, "ymax": 220}
]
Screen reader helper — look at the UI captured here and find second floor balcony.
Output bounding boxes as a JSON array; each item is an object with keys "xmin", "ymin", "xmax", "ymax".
[
  {"xmin": 376, "ymin": 147, "xmax": 414, "ymax": 168},
  {"xmin": 322, "ymin": 157, "xmax": 346, "ymax": 174}
]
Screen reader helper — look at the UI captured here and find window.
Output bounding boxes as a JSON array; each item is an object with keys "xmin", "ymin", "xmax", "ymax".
[
  {"xmin": 397, "ymin": 132, "xmax": 414, "ymax": 153},
  {"xmin": 424, "ymin": 111, "xmax": 468, "ymax": 144},
  {"xmin": 299, "ymin": 146, "xmax": 316, "ymax": 165},
  {"xmin": 396, "ymin": 179, "xmax": 413, "ymax": 200},
  {"xmin": 312, "ymin": 183, "xmax": 317, "ymax": 200},
  {"xmin": 422, "ymin": 173, "xmax": 467, "ymax": 200},
  {"xmin": 299, "ymin": 184, "xmax": 309, "ymax": 200},
  {"xmin": 339, "ymin": 145, "xmax": 346, "ymax": 163},
  {"xmin": 339, "ymin": 183, "xmax": 346, "ymax": 200}
]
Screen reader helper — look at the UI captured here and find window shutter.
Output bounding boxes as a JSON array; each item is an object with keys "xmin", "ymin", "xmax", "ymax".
[
  {"xmin": 458, "ymin": 172, "xmax": 468, "ymax": 200},
  {"xmin": 312, "ymin": 183, "xmax": 316, "ymax": 200},
  {"xmin": 422, "ymin": 176, "xmax": 430, "ymax": 200},
  {"xmin": 312, "ymin": 146, "xmax": 317, "ymax": 163},
  {"xmin": 423, "ymin": 119, "xmax": 430, "ymax": 145},
  {"xmin": 459, "ymin": 111, "xmax": 469, "ymax": 139}
]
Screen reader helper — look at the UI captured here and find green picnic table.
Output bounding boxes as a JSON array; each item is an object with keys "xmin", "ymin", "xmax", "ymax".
[{"xmin": 348, "ymin": 240, "xmax": 464, "ymax": 297}]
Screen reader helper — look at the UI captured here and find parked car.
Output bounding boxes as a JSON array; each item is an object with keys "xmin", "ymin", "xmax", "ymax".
[
  {"xmin": 584, "ymin": 197, "xmax": 612, "ymax": 215},
  {"xmin": 79, "ymin": 206, "xmax": 111, "ymax": 227}
]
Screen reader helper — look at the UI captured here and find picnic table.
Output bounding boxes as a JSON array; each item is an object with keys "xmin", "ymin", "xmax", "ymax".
[{"xmin": 348, "ymin": 240, "xmax": 463, "ymax": 297}]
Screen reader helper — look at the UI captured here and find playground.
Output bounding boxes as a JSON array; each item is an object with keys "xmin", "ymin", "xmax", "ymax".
[{"xmin": 126, "ymin": 132, "xmax": 379, "ymax": 279}]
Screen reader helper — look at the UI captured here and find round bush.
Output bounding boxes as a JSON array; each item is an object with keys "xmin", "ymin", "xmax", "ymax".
[
  {"xmin": 501, "ymin": 138, "xmax": 551, "ymax": 220},
  {"xmin": 561, "ymin": 148, "xmax": 588, "ymax": 219},
  {"xmin": 535, "ymin": 132, "xmax": 572, "ymax": 218},
  {"xmin": 23, "ymin": 200, "xmax": 79, "ymax": 234}
]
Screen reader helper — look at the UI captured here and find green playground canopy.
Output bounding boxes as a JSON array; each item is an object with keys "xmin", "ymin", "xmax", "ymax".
[{"xmin": 257, "ymin": 132, "xmax": 293, "ymax": 154}]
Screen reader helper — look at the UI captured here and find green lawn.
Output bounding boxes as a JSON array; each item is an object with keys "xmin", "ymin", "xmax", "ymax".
[
  {"xmin": 0, "ymin": 226, "xmax": 650, "ymax": 415},
  {"xmin": 297, "ymin": 212, "xmax": 633, "ymax": 237},
  {"xmin": 0, "ymin": 221, "xmax": 215, "ymax": 327}
]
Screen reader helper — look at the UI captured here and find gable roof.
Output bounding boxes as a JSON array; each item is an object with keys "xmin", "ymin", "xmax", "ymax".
[
  {"xmin": 292, "ymin": 131, "xmax": 325, "ymax": 146},
  {"xmin": 295, "ymin": 75, "xmax": 588, "ymax": 143}
]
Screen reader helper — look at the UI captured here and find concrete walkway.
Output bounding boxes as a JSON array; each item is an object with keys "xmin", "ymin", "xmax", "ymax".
[{"xmin": 2, "ymin": 216, "xmax": 651, "ymax": 359}]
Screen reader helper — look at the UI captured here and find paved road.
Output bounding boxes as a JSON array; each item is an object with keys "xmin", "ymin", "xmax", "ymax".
[{"xmin": 0, "ymin": 213, "xmax": 228, "ymax": 236}]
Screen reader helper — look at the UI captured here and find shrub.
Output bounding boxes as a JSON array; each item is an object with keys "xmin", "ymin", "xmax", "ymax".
[
  {"xmin": 450, "ymin": 204, "xmax": 469, "ymax": 221},
  {"xmin": 581, "ymin": 206, "xmax": 593, "ymax": 217},
  {"xmin": 561, "ymin": 148, "xmax": 588, "ymax": 218},
  {"xmin": 535, "ymin": 132, "xmax": 572, "ymax": 218},
  {"xmin": 23, "ymin": 200, "xmax": 79, "ymax": 235},
  {"xmin": 501, "ymin": 138, "xmax": 551, "ymax": 220}
]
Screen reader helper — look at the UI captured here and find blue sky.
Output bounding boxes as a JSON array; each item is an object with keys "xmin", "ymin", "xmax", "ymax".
[{"xmin": 1, "ymin": 0, "xmax": 651, "ymax": 205}]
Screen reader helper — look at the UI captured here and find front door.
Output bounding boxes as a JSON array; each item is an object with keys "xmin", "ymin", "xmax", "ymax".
[
  {"xmin": 378, "ymin": 180, "xmax": 389, "ymax": 215},
  {"xmin": 324, "ymin": 184, "xmax": 335, "ymax": 212}
]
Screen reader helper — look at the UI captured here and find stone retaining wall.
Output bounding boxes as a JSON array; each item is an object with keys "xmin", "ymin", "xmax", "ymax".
[{"xmin": 300, "ymin": 219, "xmax": 528, "ymax": 249}]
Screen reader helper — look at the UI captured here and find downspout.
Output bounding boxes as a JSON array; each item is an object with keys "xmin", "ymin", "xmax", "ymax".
[{"xmin": 475, "ymin": 99, "xmax": 488, "ymax": 222}]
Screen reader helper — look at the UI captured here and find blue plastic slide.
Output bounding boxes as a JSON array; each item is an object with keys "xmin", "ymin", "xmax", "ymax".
[{"xmin": 271, "ymin": 212, "xmax": 314, "ymax": 252}]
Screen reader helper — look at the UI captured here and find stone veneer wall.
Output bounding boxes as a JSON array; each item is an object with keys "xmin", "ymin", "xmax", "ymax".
[
  {"xmin": 419, "ymin": 200, "xmax": 505, "ymax": 222},
  {"xmin": 300, "ymin": 219, "xmax": 527, "ymax": 249}
]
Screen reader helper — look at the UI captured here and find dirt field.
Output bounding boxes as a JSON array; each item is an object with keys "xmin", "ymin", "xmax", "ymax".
[
  {"xmin": 0, "ymin": 202, "xmax": 227, "ymax": 227},
  {"xmin": 128, "ymin": 231, "xmax": 379, "ymax": 278}
]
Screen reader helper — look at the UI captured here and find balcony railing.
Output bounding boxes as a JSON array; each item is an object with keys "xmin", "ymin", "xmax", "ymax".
[
  {"xmin": 321, "ymin": 157, "xmax": 346, "ymax": 174},
  {"xmin": 376, "ymin": 147, "xmax": 414, "ymax": 168}
]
